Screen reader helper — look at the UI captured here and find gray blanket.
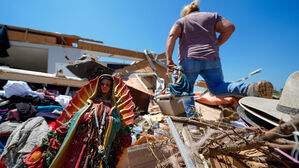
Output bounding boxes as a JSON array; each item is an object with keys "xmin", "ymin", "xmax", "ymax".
[{"xmin": 0, "ymin": 117, "xmax": 50, "ymax": 168}]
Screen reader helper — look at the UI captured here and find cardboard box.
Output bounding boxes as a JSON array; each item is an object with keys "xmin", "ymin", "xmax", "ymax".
[{"xmin": 156, "ymin": 98, "xmax": 185, "ymax": 116}]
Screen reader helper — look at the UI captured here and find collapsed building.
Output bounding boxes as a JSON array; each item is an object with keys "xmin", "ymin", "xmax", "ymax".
[
  {"xmin": 0, "ymin": 24, "xmax": 171, "ymax": 113},
  {"xmin": 0, "ymin": 25, "xmax": 298, "ymax": 168}
]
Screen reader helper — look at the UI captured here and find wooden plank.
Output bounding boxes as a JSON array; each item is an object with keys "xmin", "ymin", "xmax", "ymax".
[
  {"xmin": 157, "ymin": 53, "xmax": 166, "ymax": 59},
  {"xmin": 124, "ymin": 78, "xmax": 151, "ymax": 95},
  {"xmin": 144, "ymin": 65, "xmax": 153, "ymax": 72},
  {"xmin": 114, "ymin": 59, "xmax": 172, "ymax": 85},
  {"xmin": 0, "ymin": 67, "xmax": 87, "ymax": 88},
  {"xmin": 2, "ymin": 24, "xmax": 167, "ymax": 60},
  {"xmin": 27, "ymin": 33, "xmax": 57, "ymax": 45},
  {"xmin": 1, "ymin": 24, "xmax": 103, "ymax": 44},
  {"xmin": 6, "ymin": 30, "xmax": 25, "ymax": 42},
  {"xmin": 7, "ymin": 30, "xmax": 57, "ymax": 45},
  {"xmin": 210, "ymin": 155, "xmax": 252, "ymax": 168},
  {"xmin": 78, "ymin": 41, "xmax": 146, "ymax": 60},
  {"xmin": 155, "ymin": 64, "xmax": 172, "ymax": 85}
]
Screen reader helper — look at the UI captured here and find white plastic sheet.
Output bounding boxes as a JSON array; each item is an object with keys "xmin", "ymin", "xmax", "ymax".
[
  {"xmin": 3, "ymin": 81, "xmax": 44, "ymax": 98},
  {"xmin": 55, "ymin": 94, "xmax": 72, "ymax": 108}
]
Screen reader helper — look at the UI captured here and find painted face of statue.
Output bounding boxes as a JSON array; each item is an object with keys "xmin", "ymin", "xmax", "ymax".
[{"xmin": 100, "ymin": 79, "xmax": 112, "ymax": 95}]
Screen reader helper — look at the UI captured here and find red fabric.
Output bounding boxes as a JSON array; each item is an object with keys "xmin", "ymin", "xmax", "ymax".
[
  {"xmin": 82, "ymin": 112, "xmax": 90, "ymax": 123},
  {"xmin": 43, "ymin": 94, "xmax": 55, "ymax": 100},
  {"xmin": 0, "ymin": 160, "xmax": 6, "ymax": 168},
  {"xmin": 47, "ymin": 121, "xmax": 56, "ymax": 130},
  {"xmin": 23, "ymin": 146, "xmax": 45, "ymax": 168},
  {"xmin": 0, "ymin": 154, "xmax": 3, "ymax": 168},
  {"xmin": 0, "ymin": 133, "xmax": 10, "ymax": 137},
  {"xmin": 75, "ymin": 138, "xmax": 88, "ymax": 168},
  {"xmin": 6, "ymin": 109, "xmax": 20, "ymax": 121},
  {"xmin": 63, "ymin": 129, "xmax": 88, "ymax": 167},
  {"xmin": 113, "ymin": 133, "xmax": 132, "ymax": 161},
  {"xmin": 43, "ymin": 91, "xmax": 56, "ymax": 100},
  {"xmin": 49, "ymin": 138, "xmax": 61, "ymax": 151},
  {"xmin": 56, "ymin": 124, "xmax": 68, "ymax": 136}
]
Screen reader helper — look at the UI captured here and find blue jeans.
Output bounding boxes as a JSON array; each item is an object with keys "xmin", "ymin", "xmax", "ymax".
[{"xmin": 180, "ymin": 58, "xmax": 249, "ymax": 117}]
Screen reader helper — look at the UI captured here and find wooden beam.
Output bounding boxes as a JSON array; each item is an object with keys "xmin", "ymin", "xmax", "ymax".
[
  {"xmin": 0, "ymin": 67, "xmax": 87, "ymax": 88},
  {"xmin": 114, "ymin": 59, "xmax": 172, "ymax": 85},
  {"xmin": 157, "ymin": 53, "xmax": 166, "ymax": 59},
  {"xmin": 6, "ymin": 30, "xmax": 57, "ymax": 45},
  {"xmin": 0, "ymin": 24, "xmax": 103, "ymax": 45},
  {"xmin": 1, "ymin": 24, "xmax": 166, "ymax": 60},
  {"xmin": 78, "ymin": 41, "xmax": 146, "ymax": 59}
]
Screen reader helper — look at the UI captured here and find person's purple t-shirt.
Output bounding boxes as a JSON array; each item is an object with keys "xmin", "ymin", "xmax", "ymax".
[{"xmin": 174, "ymin": 12, "xmax": 223, "ymax": 64}]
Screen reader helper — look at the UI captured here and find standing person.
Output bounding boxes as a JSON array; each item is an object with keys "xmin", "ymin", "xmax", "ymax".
[{"xmin": 166, "ymin": 0, "xmax": 273, "ymax": 118}]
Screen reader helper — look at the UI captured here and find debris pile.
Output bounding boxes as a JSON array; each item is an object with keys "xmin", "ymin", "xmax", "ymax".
[
  {"xmin": 0, "ymin": 45, "xmax": 298, "ymax": 167},
  {"xmin": 127, "ymin": 109, "xmax": 299, "ymax": 167}
]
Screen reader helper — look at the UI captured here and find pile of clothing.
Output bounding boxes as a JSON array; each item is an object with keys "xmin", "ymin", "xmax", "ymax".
[{"xmin": 0, "ymin": 80, "xmax": 72, "ymax": 168}]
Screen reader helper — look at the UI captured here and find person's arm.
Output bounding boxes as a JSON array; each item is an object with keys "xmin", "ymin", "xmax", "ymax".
[
  {"xmin": 166, "ymin": 25, "xmax": 181, "ymax": 72},
  {"xmin": 215, "ymin": 18, "xmax": 235, "ymax": 46}
]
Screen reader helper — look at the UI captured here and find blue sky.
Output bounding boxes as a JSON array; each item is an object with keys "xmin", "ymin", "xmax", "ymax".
[{"xmin": 1, "ymin": 0, "xmax": 298, "ymax": 90}]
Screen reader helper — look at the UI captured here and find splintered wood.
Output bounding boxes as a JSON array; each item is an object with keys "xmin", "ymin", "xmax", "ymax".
[
  {"xmin": 127, "ymin": 100, "xmax": 298, "ymax": 167},
  {"xmin": 142, "ymin": 115, "xmax": 299, "ymax": 168},
  {"xmin": 167, "ymin": 115, "xmax": 299, "ymax": 168}
]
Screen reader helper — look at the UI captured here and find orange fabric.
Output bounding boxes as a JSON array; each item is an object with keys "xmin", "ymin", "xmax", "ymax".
[
  {"xmin": 195, "ymin": 92, "xmax": 239, "ymax": 107},
  {"xmin": 24, "ymin": 146, "xmax": 45, "ymax": 167},
  {"xmin": 28, "ymin": 151, "xmax": 42, "ymax": 162}
]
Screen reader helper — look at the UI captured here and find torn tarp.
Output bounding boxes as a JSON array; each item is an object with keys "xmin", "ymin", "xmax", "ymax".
[{"xmin": 66, "ymin": 55, "xmax": 114, "ymax": 80}]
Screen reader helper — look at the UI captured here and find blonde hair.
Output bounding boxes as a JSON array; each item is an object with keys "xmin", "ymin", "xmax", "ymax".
[{"xmin": 180, "ymin": 0, "xmax": 200, "ymax": 17}]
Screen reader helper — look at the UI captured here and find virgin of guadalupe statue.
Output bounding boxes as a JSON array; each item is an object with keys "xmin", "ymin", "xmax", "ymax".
[{"xmin": 24, "ymin": 74, "xmax": 135, "ymax": 168}]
